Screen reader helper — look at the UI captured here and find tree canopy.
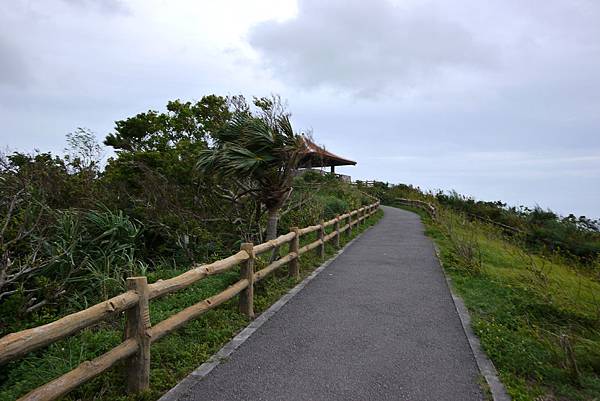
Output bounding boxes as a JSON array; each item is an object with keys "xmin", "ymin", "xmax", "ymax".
[{"xmin": 104, "ymin": 95, "xmax": 231, "ymax": 152}]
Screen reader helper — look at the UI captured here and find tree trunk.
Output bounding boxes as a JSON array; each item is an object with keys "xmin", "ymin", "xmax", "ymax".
[
  {"xmin": 266, "ymin": 207, "xmax": 279, "ymax": 241},
  {"xmin": 266, "ymin": 207, "xmax": 281, "ymax": 262}
]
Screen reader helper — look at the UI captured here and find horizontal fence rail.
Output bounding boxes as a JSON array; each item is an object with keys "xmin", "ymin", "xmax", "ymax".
[
  {"xmin": 0, "ymin": 201, "xmax": 380, "ymax": 401},
  {"xmin": 463, "ymin": 211, "xmax": 523, "ymax": 233},
  {"xmin": 394, "ymin": 198, "xmax": 438, "ymax": 219},
  {"xmin": 394, "ymin": 198, "xmax": 522, "ymax": 234}
]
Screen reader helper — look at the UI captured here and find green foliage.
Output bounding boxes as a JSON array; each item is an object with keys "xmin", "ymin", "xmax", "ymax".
[
  {"xmin": 101, "ymin": 139, "xmax": 227, "ymax": 264},
  {"xmin": 100, "ymin": 95, "xmax": 240, "ymax": 262},
  {"xmin": 0, "ymin": 207, "xmax": 143, "ymax": 331},
  {"xmin": 277, "ymin": 175, "xmax": 369, "ymax": 233},
  {"xmin": 197, "ymin": 97, "xmax": 306, "ymax": 210},
  {"xmin": 64, "ymin": 127, "xmax": 103, "ymax": 173},
  {"xmin": 321, "ymin": 195, "xmax": 349, "ymax": 219},
  {"xmin": 196, "ymin": 96, "xmax": 309, "ymax": 241},
  {"xmin": 104, "ymin": 96, "xmax": 231, "ymax": 152},
  {"xmin": 299, "ymin": 169, "xmax": 328, "ymax": 183}
]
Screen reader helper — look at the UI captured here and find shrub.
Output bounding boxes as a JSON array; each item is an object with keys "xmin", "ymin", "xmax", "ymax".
[{"xmin": 321, "ymin": 195, "xmax": 349, "ymax": 219}]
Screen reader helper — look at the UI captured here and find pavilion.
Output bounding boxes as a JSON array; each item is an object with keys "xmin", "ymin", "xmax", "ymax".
[{"xmin": 298, "ymin": 137, "xmax": 356, "ymax": 181}]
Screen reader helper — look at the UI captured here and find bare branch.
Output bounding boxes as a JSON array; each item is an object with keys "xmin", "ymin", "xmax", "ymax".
[{"xmin": 1, "ymin": 188, "xmax": 24, "ymax": 239}]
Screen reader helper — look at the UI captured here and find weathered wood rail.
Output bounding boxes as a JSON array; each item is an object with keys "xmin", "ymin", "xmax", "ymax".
[
  {"xmin": 0, "ymin": 201, "xmax": 380, "ymax": 401},
  {"xmin": 394, "ymin": 198, "xmax": 438, "ymax": 219}
]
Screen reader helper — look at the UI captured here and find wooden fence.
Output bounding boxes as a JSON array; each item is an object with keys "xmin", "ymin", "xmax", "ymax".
[
  {"xmin": 352, "ymin": 180, "xmax": 380, "ymax": 187},
  {"xmin": 394, "ymin": 198, "xmax": 523, "ymax": 234},
  {"xmin": 394, "ymin": 198, "xmax": 438, "ymax": 219},
  {"xmin": 0, "ymin": 201, "xmax": 380, "ymax": 401},
  {"xmin": 463, "ymin": 211, "xmax": 523, "ymax": 233}
]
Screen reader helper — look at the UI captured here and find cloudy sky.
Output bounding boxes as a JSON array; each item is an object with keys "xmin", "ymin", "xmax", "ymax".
[{"xmin": 1, "ymin": 0, "xmax": 599, "ymax": 217}]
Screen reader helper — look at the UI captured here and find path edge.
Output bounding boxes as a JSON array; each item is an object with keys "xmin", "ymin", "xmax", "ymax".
[
  {"xmin": 433, "ymin": 244, "xmax": 512, "ymax": 401},
  {"xmin": 158, "ymin": 220, "xmax": 379, "ymax": 401}
]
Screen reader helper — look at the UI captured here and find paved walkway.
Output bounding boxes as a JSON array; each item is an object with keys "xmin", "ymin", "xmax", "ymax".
[{"xmin": 165, "ymin": 206, "xmax": 483, "ymax": 401}]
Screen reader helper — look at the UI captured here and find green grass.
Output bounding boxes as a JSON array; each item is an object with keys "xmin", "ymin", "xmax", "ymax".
[
  {"xmin": 393, "ymin": 203, "xmax": 600, "ymax": 401},
  {"xmin": 0, "ymin": 211, "xmax": 382, "ymax": 401}
]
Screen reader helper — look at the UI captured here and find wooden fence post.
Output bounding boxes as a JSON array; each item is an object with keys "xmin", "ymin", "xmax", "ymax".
[
  {"xmin": 239, "ymin": 243, "xmax": 254, "ymax": 318},
  {"xmin": 334, "ymin": 215, "xmax": 340, "ymax": 248},
  {"xmin": 347, "ymin": 213, "xmax": 352, "ymax": 237},
  {"xmin": 317, "ymin": 220, "xmax": 325, "ymax": 259},
  {"xmin": 289, "ymin": 228, "xmax": 300, "ymax": 279},
  {"xmin": 125, "ymin": 277, "xmax": 151, "ymax": 394}
]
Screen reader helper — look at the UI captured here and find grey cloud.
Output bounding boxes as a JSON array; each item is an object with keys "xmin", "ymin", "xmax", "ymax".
[
  {"xmin": 60, "ymin": 0, "xmax": 130, "ymax": 15},
  {"xmin": 248, "ymin": 0, "xmax": 495, "ymax": 95},
  {"xmin": 0, "ymin": 37, "xmax": 29, "ymax": 87}
]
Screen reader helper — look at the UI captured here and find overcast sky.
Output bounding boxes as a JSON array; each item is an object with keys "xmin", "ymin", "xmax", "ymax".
[{"xmin": 1, "ymin": 0, "xmax": 599, "ymax": 218}]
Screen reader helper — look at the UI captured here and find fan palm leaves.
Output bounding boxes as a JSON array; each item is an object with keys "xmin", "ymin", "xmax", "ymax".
[{"xmin": 197, "ymin": 109, "xmax": 306, "ymax": 240}]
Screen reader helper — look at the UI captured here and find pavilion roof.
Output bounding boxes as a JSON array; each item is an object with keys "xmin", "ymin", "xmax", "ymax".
[{"xmin": 299, "ymin": 137, "xmax": 357, "ymax": 168}]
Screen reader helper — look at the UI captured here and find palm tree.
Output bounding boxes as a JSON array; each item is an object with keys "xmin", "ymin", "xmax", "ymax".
[{"xmin": 196, "ymin": 109, "xmax": 306, "ymax": 241}]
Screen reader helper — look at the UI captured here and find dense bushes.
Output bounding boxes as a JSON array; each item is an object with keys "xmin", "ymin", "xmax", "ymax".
[
  {"xmin": 321, "ymin": 195, "xmax": 349, "ymax": 218},
  {"xmin": 0, "ymin": 154, "xmax": 146, "ymax": 329},
  {"xmin": 277, "ymin": 173, "xmax": 368, "ymax": 233}
]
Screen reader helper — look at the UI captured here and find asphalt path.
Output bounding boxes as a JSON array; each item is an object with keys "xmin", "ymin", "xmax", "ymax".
[{"xmin": 167, "ymin": 206, "xmax": 483, "ymax": 401}]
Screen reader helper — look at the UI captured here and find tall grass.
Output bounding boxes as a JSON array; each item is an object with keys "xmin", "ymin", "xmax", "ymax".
[{"xmin": 421, "ymin": 205, "xmax": 600, "ymax": 401}]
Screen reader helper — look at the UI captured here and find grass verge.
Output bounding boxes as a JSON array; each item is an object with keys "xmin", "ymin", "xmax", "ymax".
[
  {"xmin": 0, "ymin": 210, "xmax": 382, "ymax": 401},
  {"xmin": 390, "ymin": 202, "xmax": 600, "ymax": 401}
]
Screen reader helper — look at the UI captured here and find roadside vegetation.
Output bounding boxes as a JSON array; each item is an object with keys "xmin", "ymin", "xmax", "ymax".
[
  {"xmin": 0, "ymin": 94, "xmax": 376, "ymax": 400},
  {"xmin": 365, "ymin": 182, "xmax": 600, "ymax": 401}
]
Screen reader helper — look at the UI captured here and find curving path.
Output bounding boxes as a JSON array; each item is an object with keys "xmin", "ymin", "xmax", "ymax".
[{"xmin": 162, "ymin": 206, "xmax": 483, "ymax": 401}]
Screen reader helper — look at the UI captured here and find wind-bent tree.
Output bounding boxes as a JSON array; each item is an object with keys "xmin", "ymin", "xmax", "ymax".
[{"xmin": 196, "ymin": 100, "xmax": 306, "ymax": 241}]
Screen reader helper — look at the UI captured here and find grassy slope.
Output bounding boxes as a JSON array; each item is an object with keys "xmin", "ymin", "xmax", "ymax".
[
  {"xmin": 0, "ymin": 211, "xmax": 383, "ymax": 401},
  {"xmin": 395, "ymin": 203, "xmax": 600, "ymax": 401}
]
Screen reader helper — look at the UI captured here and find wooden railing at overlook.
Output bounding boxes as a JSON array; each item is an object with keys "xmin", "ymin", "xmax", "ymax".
[{"xmin": 0, "ymin": 201, "xmax": 380, "ymax": 401}]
